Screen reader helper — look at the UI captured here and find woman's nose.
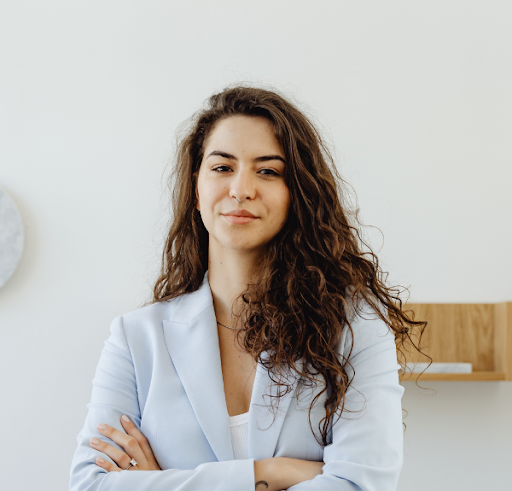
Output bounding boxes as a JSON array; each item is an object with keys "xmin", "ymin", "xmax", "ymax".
[{"xmin": 230, "ymin": 169, "xmax": 256, "ymax": 202}]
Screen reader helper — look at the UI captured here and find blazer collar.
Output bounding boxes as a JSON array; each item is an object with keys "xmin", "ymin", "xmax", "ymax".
[{"xmin": 162, "ymin": 270, "xmax": 300, "ymax": 462}]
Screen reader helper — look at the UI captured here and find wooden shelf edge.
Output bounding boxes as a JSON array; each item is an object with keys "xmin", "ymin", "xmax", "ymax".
[{"xmin": 399, "ymin": 371, "xmax": 506, "ymax": 381}]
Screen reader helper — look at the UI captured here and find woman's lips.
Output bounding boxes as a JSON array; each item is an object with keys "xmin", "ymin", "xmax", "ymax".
[{"xmin": 222, "ymin": 215, "xmax": 258, "ymax": 225}]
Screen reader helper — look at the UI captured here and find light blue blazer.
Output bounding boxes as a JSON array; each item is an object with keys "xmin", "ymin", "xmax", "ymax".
[{"xmin": 70, "ymin": 271, "xmax": 404, "ymax": 491}]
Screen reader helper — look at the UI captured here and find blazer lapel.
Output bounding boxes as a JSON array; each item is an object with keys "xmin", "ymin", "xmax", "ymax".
[
  {"xmin": 162, "ymin": 270, "xmax": 302, "ymax": 462},
  {"xmin": 248, "ymin": 353, "xmax": 302, "ymax": 460},
  {"xmin": 162, "ymin": 271, "xmax": 234, "ymax": 462}
]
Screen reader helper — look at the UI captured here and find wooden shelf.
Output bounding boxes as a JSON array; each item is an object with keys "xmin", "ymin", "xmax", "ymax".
[
  {"xmin": 398, "ymin": 301, "xmax": 512, "ymax": 382},
  {"xmin": 400, "ymin": 371, "xmax": 506, "ymax": 382}
]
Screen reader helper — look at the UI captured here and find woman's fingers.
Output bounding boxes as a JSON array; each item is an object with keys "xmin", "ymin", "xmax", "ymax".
[
  {"xmin": 120, "ymin": 415, "xmax": 161, "ymax": 470},
  {"xmin": 96, "ymin": 423, "xmax": 146, "ymax": 466},
  {"xmin": 90, "ymin": 419, "xmax": 160, "ymax": 472},
  {"xmin": 95, "ymin": 456, "xmax": 122, "ymax": 472},
  {"xmin": 89, "ymin": 437, "xmax": 136, "ymax": 471}
]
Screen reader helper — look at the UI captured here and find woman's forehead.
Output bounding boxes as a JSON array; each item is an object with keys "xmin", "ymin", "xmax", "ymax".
[{"xmin": 204, "ymin": 115, "xmax": 284, "ymax": 156}]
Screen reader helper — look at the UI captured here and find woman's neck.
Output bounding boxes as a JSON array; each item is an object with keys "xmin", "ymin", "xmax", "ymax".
[{"xmin": 207, "ymin": 242, "xmax": 263, "ymax": 329}]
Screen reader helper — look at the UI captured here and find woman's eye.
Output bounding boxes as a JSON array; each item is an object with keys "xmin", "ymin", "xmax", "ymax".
[
  {"xmin": 259, "ymin": 168, "xmax": 279, "ymax": 176},
  {"xmin": 212, "ymin": 165, "xmax": 232, "ymax": 172}
]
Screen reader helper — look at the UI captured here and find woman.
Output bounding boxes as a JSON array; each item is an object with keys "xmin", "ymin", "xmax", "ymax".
[{"xmin": 69, "ymin": 85, "xmax": 424, "ymax": 491}]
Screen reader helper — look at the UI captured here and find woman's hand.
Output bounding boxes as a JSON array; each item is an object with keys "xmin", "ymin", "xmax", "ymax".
[
  {"xmin": 255, "ymin": 457, "xmax": 324, "ymax": 491},
  {"xmin": 89, "ymin": 415, "xmax": 161, "ymax": 472},
  {"xmin": 275, "ymin": 457, "xmax": 324, "ymax": 488}
]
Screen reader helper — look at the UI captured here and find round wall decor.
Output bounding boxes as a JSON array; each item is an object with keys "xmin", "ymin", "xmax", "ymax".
[{"xmin": 0, "ymin": 187, "xmax": 24, "ymax": 288}]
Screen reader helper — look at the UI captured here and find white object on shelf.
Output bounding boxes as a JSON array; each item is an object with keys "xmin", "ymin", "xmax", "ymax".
[{"xmin": 407, "ymin": 363, "xmax": 473, "ymax": 373}]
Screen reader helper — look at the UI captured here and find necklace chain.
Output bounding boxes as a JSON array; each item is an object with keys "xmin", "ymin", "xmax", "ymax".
[{"xmin": 216, "ymin": 320, "xmax": 243, "ymax": 330}]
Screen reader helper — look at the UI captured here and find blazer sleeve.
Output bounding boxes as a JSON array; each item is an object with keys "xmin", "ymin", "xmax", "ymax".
[
  {"xmin": 69, "ymin": 316, "xmax": 255, "ymax": 491},
  {"xmin": 287, "ymin": 299, "xmax": 405, "ymax": 491}
]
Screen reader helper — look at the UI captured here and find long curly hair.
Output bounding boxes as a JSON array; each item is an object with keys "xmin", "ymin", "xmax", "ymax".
[{"xmin": 153, "ymin": 84, "xmax": 426, "ymax": 446}]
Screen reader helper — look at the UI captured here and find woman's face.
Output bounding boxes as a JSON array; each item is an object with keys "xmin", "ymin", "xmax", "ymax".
[{"xmin": 196, "ymin": 115, "xmax": 290, "ymax": 254}]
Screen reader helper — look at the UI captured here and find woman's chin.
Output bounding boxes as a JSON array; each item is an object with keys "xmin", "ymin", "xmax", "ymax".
[{"xmin": 217, "ymin": 238, "xmax": 269, "ymax": 255}]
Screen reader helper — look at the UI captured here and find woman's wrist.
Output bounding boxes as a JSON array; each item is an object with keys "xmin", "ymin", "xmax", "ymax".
[
  {"xmin": 254, "ymin": 456, "xmax": 324, "ymax": 490},
  {"xmin": 254, "ymin": 458, "xmax": 285, "ymax": 491}
]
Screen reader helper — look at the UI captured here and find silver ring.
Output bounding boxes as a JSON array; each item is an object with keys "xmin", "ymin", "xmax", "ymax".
[
  {"xmin": 236, "ymin": 197, "xmax": 248, "ymax": 203},
  {"xmin": 125, "ymin": 458, "xmax": 138, "ymax": 470}
]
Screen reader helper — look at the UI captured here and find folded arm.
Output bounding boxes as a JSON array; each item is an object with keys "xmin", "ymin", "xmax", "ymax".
[
  {"xmin": 287, "ymin": 302, "xmax": 405, "ymax": 491},
  {"xmin": 69, "ymin": 316, "xmax": 256, "ymax": 491}
]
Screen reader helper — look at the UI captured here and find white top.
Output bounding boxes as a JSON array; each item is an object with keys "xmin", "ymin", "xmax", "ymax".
[{"xmin": 229, "ymin": 411, "xmax": 249, "ymax": 459}]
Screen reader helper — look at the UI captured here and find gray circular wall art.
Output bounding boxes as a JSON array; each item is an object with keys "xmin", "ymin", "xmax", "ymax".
[{"xmin": 0, "ymin": 187, "xmax": 24, "ymax": 288}]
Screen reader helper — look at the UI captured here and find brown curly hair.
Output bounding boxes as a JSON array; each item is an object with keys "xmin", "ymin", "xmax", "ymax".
[{"xmin": 152, "ymin": 84, "xmax": 426, "ymax": 446}]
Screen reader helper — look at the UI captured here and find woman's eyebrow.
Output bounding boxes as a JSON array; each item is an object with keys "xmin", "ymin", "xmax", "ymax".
[{"xmin": 206, "ymin": 150, "xmax": 285, "ymax": 164}]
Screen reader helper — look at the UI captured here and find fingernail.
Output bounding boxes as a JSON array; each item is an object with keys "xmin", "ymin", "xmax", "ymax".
[
  {"xmin": 122, "ymin": 415, "xmax": 130, "ymax": 422},
  {"xmin": 97, "ymin": 423, "xmax": 106, "ymax": 430},
  {"xmin": 90, "ymin": 438, "xmax": 100, "ymax": 445},
  {"xmin": 97, "ymin": 457, "xmax": 104, "ymax": 464}
]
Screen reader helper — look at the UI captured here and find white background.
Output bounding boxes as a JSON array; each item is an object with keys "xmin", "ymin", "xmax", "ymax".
[{"xmin": 1, "ymin": 1, "xmax": 511, "ymax": 490}]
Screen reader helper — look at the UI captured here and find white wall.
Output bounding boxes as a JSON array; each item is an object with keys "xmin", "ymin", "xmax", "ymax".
[{"xmin": 1, "ymin": 1, "xmax": 511, "ymax": 489}]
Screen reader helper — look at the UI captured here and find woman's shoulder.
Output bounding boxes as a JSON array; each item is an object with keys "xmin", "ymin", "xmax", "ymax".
[
  {"xmin": 122, "ymin": 296, "xmax": 182, "ymax": 323},
  {"xmin": 108, "ymin": 296, "xmax": 184, "ymax": 342},
  {"xmin": 113, "ymin": 277, "xmax": 212, "ymax": 341},
  {"xmin": 341, "ymin": 287, "xmax": 394, "ymax": 358}
]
